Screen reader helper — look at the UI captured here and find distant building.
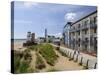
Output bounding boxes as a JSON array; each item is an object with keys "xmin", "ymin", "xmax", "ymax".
[
  {"xmin": 37, "ymin": 37, "xmax": 45, "ymax": 43},
  {"xmin": 31, "ymin": 33, "xmax": 35, "ymax": 42},
  {"xmin": 27, "ymin": 31, "xmax": 31, "ymax": 42},
  {"xmin": 26, "ymin": 32, "xmax": 35, "ymax": 43},
  {"xmin": 45, "ymin": 28, "xmax": 48, "ymax": 42},
  {"xmin": 23, "ymin": 32, "xmax": 37, "ymax": 46},
  {"xmin": 47, "ymin": 35, "xmax": 55, "ymax": 43},
  {"xmin": 63, "ymin": 10, "xmax": 97, "ymax": 53},
  {"xmin": 52, "ymin": 37, "xmax": 61, "ymax": 45}
]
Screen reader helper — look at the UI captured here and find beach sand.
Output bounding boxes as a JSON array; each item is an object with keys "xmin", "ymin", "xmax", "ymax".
[
  {"xmin": 12, "ymin": 42, "xmax": 83, "ymax": 72},
  {"xmin": 37, "ymin": 49, "xmax": 83, "ymax": 72},
  {"xmin": 12, "ymin": 40, "xmax": 26, "ymax": 51}
]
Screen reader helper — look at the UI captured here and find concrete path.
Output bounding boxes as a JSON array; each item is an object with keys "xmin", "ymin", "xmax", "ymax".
[
  {"xmin": 53, "ymin": 50, "xmax": 83, "ymax": 71},
  {"xmin": 51, "ymin": 44, "xmax": 97, "ymax": 69},
  {"xmin": 37, "ymin": 47, "xmax": 83, "ymax": 71}
]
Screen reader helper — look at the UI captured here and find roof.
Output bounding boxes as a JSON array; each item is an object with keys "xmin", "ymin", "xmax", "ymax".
[
  {"xmin": 71, "ymin": 10, "xmax": 97, "ymax": 25},
  {"xmin": 64, "ymin": 22, "xmax": 73, "ymax": 28}
]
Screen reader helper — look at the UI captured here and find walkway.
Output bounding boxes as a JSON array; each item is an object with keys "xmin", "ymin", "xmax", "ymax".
[
  {"xmin": 51, "ymin": 44, "xmax": 97, "ymax": 69},
  {"xmin": 53, "ymin": 50, "xmax": 83, "ymax": 71}
]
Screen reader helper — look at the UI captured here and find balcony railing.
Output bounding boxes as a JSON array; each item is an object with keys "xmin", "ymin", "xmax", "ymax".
[
  {"xmin": 80, "ymin": 25, "xmax": 89, "ymax": 30},
  {"xmin": 89, "ymin": 33, "xmax": 97, "ymax": 38},
  {"xmin": 69, "ymin": 28, "xmax": 76, "ymax": 32},
  {"xmin": 75, "ymin": 28, "xmax": 80, "ymax": 32},
  {"xmin": 69, "ymin": 24, "xmax": 97, "ymax": 33},
  {"xmin": 90, "ymin": 24, "xmax": 97, "ymax": 28},
  {"xmin": 69, "ymin": 25, "xmax": 88, "ymax": 32}
]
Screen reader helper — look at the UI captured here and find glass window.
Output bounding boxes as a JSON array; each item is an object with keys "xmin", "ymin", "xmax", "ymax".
[
  {"xmin": 84, "ymin": 20, "xmax": 88, "ymax": 26},
  {"xmin": 85, "ymin": 30, "xmax": 87, "ymax": 34},
  {"xmin": 78, "ymin": 24, "xmax": 80, "ymax": 28},
  {"xmin": 94, "ymin": 28, "xmax": 97, "ymax": 33},
  {"xmin": 78, "ymin": 32, "xmax": 80, "ymax": 35},
  {"xmin": 94, "ymin": 16, "xmax": 97, "ymax": 24}
]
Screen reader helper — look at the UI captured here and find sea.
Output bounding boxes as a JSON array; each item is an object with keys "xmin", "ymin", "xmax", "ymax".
[{"xmin": 11, "ymin": 39, "xmax": 26, "ymax": 44}]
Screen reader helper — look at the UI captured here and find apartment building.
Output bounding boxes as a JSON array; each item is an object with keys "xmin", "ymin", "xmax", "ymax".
[
  {"xmin": 27, "ymin": 32, "xmax": 35, "ymax": 43},
  {"xmin": 63, "ymin": 10, "xmax": 97, "ymax": 53},
  {"xmin": 63, "ymin": 22, "xmax": 72, "ymax": 47}
]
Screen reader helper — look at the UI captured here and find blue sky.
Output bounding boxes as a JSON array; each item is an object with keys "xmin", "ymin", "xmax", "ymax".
[{"xmin": 13, "ymin": 1, "xmax": 97, "ymax": 39}]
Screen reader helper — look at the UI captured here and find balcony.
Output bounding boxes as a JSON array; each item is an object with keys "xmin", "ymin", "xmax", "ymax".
[
  {"xmin": 75, "ymin": 28, "xmax": 80, "ymax": 32},
  {"xmin": 80, "ymin": 40, "xmax": 88, "ymax": 45},
  {"xmin": 69, "ymin": 27, "xmax": 80, "ymax": 32},
  {"xmin": 90, "ymin": 33, "xmax": 97, "ymax": 38},
  {"xmin": 84, "ymin": 34, "xmax": 89, "ymax": 38},
  {"xmin": 69, "ymin": 28, "xmax": 76, "ymax": 32},
  {"xmin": 90, "ymin": 24, "xmax": 97, "ymax": 28},
  {"xmin": 81, "ymin": 25, "xmax": 89, "ymax": 30},
  {"xmin": 69, "ymin": 26, "xmax": 88, "ymax": 32}
]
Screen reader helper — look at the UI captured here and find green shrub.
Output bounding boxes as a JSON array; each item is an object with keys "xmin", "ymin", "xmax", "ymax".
[
  {"xmin": 23, "ymin": 49, "xmax": 32, "ymax": 61},
  {"xmin": 19, "ymin": 61, "xmax": 29, "ymax": 73},
  {"xmin": 14, "ymin": 50, "xmax": 32, "ymax": 73},
  {"xmin": 14, "ymin": 51, "xmax": 23, "ymax": 73},
  {"xmin": 28, "ymin": 45, "xmax": 37, "ymax": 50},
  {"xmin": 14, "ymin": 53, "xmax": 21, "ymax": 72},
  {"xmin": 39, "ymin": 44, "xmax": 58, "ymax": 66},
  {"xmin": 35, "ymin": 53, "xmax": 46, "ymax": 69}
]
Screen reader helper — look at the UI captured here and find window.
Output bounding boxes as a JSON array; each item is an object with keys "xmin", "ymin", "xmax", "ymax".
[
  {"xmin": 94, "ymin": 28, "xmax": 97, "ymax": 33},
  {"xmin": 78, "ymin": 38, "xmax": 80, "ymax": 42},
  {"xmin": 90, "ymin": 19, "xmax": 93, "ymax": 24},
  {"xmin": 73, "ymin": 26, "xmax": 75, "ymax": 29},
  {"xmin": 78, "ymin": 24, "xmax": 80, "ymax": 28},
  {"xmin": 85, "ymin": 30, "xmax": 87, "ymax": 34},
  {"xmin": 84, "ymin": 20, "xmax": 88, "ymax": 26},
  {"xmin": 94, "ymin": 37, "xmax": 97, "ymax": 52},
  {"xmin": 85, "ymin": 38, "xmax": 88, "ymax": 42},
  {"xmin": 94, "ymin": 16, "xmax": 97, "ymax": 24},
  {"xmin": 78, "ymin": 32, "xmax": 80, "ymax": 35}
]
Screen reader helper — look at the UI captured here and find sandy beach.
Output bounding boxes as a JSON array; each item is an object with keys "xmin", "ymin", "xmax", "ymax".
[
  {"xmin": 36, "ymin": 48, "xmax": 83, "ymax": 72},
  {"xmin": 12, "ymin": 41, "xmax": 83, "ymax": 72},
  {"xmin": 12, "ymin": 39, "xmax": 26, "ymax": 51}
]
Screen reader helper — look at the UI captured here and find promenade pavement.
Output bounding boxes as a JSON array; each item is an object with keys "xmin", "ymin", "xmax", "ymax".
[{"xmin": 51, "ymin": 44, "xmax": 97, "ymax": 69}]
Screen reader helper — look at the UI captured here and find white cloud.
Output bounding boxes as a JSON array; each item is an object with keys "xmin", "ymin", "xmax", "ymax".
[
  {"xmin": 23, "ymin": 2, "xmax": 39, "ymax": 8},
  {"xmin": 55, "ymin": 33, "xmax": 62, "ymax": 38},
  {"xmin": 65, "ymin": 12, "xmax": 76, "ymax": 22},
  {"xmin": 49, "ymin": 33, "xmax": 62, "ymax": 38},
  {"xmin": 15, "ymin": 2, "xmax": 39, "ymax": 9}
]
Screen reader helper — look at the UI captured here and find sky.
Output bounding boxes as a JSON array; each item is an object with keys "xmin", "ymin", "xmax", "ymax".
[{"xmin": 13, "ymin": 1, "xmax": 97, "ymax": 39}]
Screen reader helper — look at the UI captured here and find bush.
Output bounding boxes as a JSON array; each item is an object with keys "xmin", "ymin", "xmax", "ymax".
[
  {"xmin": 27, "ymin": 45, "xmax": 37, "ymax": 51},
  {"xmin": 35, "ymin": 53, "xmax": 46, "ymax": 69},
  {"xmin": 18, "ymin": 61, "xmax": 29, "ymax": 73},
  {"xmin": 14, "ymin": 51, "xmax": 23, "ymax": 73},
  {"xmin": 14, "ymin": 54, "xmax": 21, "ymax": 72},
  {"xmin": 39, "ymin": 44, "xmax": 58, "ymax": 66},
  {"xmin": 14, "ymin": 50, "xmax": 32, "ymax": 73},
  {"xmin": 23, "ymin": 49, "xmax": 32, "ymax": 61}
]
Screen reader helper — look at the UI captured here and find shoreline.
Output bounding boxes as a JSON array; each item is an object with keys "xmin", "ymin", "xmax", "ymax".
[{"xmin": 11, "ymin": 39, "xmax": 26, "ymax": 51}]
